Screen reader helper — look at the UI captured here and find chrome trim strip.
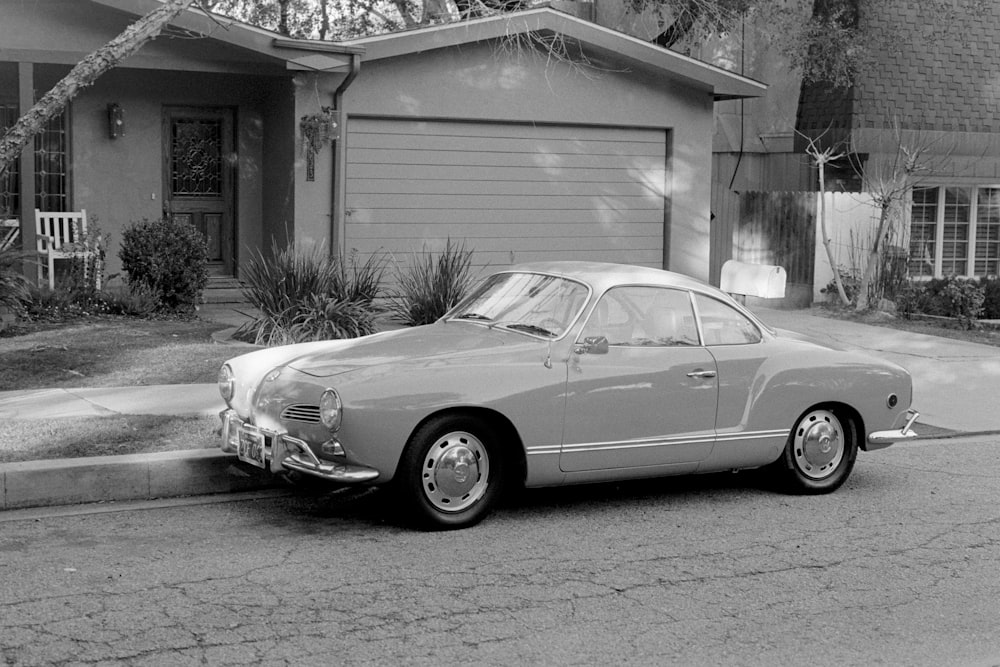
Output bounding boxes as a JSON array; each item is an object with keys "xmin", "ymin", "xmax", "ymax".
[
  {"xmin": 561, "ymin": 429, "xmax": 789, "ymax": 454},
  {"xmin": 526, "ymin": 445, "xmax": 561, "ymax": 456}
]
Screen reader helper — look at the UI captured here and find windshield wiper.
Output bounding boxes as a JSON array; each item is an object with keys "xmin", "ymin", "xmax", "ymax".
[
  {"xmin": 453, "ymin": 312, "xmax": 493, "ymax": 321},
  {"xmin": 495, "ymin": 322, "xmax": 557, "ymax": 338}
]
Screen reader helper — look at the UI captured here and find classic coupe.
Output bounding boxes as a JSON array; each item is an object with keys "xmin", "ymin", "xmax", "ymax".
[{"xmin": 219, "ymin": 261, "xmax": 918, "ymax": 529}]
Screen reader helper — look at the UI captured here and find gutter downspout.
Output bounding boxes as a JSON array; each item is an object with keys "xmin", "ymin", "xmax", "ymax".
[{"xmin": 331, "ymin": 53, "xmax": 360, "ymax": 256}]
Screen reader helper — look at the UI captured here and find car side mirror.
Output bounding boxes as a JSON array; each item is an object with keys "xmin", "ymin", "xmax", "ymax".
[{"xmin": 574, "ymin": 336, "xmax": 609, "ymax": 355}]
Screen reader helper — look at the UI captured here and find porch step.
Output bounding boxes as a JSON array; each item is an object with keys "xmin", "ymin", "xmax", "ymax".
[
  {"xmin": 203, "ymin": 278, "xmax": 247, "ymax": 305},
  {"xmin": 206, "ymin": 277, "xmax": 243, "ymax": 289}
]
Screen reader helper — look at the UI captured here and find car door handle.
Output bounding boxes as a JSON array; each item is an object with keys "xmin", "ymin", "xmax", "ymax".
[{"xmin": 686, "ymin": 369, "xmax": 717, "ymax": 379}]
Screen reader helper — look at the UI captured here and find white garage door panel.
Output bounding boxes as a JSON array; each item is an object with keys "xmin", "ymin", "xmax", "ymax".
[
  {"xmin": 358, "ymin": 118, "xmax": 660, "ymax": 143},
  {"xmin": 352, "ymin": 163, "xmax": 664, "ymax": 184},
  {"xmin": 353, "ymin": 133, "xmax": 662, "ymax": 155},
  {"xmin": 352, "ymin": 179, "xmax": 664, "ymax": 198},
  {"xmin": 346, "ymin": 118, "xmax": 666, "ymax": 269},
  {"xmin": 347, "ymin": 221, "xmax": 665, "ymax": 239},
  {"xmin": 472, "ymin": 248, "xmax": 665, "ymax": 266},
  {"xmin": 351, "ymin": 148, "xmax": 664, "ymax": 170},
  {"xmin": 349, "ymin": 194, "xmax": 663, "ymax": 212},
  {"xmin": 348, "ymin": 208, "xmax": 665, "ymax": 225}
]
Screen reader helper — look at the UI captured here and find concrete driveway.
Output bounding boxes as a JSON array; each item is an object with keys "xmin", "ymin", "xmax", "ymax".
[{"xmin": 755, "ymin": 308, "xmax": 1000, "ymax": 433}]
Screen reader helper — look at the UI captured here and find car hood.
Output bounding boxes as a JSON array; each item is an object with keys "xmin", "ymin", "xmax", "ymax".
[
  {"xmin": 772, "ymin": 327, "xmax": 844, "ymax": 351},
  {"xmin": 286, "ymin": 322, "xmax": 514, "ymax": 378}
]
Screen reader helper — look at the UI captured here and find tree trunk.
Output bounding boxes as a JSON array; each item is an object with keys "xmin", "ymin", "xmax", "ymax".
[
  {"xmin": 319, "ymin": 0, "xmax": 331, "ymax": 40},
  {"xmin": 855, "ymin": 199, "xmax": 894, "ymax": 311},
  {"xmin": 278, "ymin": 0, "xmax": 292, "ymax": 36},
  {"xmin": 0, "ymin": 0, "xmax": 200, "ymax": 179},
  {"xmin": 818, "ymin": 161, "xmax": 851, "ymax": 305}
]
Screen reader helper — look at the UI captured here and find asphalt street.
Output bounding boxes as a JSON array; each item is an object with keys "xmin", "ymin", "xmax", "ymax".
[{"xmin": 2, "ymin": 435, "xmax": 998, "ymax": 666}]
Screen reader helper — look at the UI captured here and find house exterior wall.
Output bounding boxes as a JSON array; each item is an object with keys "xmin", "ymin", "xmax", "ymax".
[
  {"xmin": 298, "ymin": 41, "xmax": 716, "ymax": 281},
  {"xmin": 0, "ymin": 0, "xmax": 297, "ymax": 280},
  {"xmin": 69, "ymin": 69, "xmax": 280, "ymax": 278}
]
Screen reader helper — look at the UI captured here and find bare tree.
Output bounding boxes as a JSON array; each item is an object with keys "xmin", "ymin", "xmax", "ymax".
[
  {"xmin": 0, "ymin": 0, "xmax": 203, "ymax": 180},
  {"xmin": 801, "ymin": 131, "xmax": 850, "ymax": 306},
  {"xmin": 851, "ymin": 122, "xmax": 943, "ymax": 311}
]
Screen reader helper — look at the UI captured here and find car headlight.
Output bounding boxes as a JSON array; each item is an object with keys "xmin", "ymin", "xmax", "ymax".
[
  {"xmin": 319, "ymin": 389, "xmax": 342, "ymax": 431},
  {"xmin": 218, "ymin": 364, "xmax": 235, "ymax": 403}
]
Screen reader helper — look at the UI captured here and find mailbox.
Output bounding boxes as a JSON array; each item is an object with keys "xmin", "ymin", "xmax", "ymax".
[{"xmin": 720, "ymin": 260, "xmax": 787, "ymax": 299}]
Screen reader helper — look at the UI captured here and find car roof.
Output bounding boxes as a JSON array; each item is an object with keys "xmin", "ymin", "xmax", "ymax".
[{"xmin": 508, "ymin": 261, "xmax": 712, "ymax": 294}]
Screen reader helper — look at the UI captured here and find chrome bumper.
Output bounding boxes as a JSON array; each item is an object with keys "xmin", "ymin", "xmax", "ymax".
[
  {"xmin": 867, "ymin": 410, "xmax": 920, "ymax": 448},
  {"xmin": 219, "ymin": 409, "xmax": 379, "ymax": 484}
]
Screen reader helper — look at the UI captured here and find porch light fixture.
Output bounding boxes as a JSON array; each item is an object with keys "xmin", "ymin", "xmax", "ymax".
[{"xmin": 107, "ymin": 103, "xmax": 124, "ymax": 139}]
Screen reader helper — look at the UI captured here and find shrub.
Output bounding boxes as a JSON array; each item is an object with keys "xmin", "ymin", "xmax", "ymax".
[
  {"xmin": 979, "ymin": 277, "xmax": 1000, "ymax": 320},
  {"xmin": 286, "ymin": 294, "xmax": 377, "ymax": 342},
  {"xmin": 917, "ymin": 277, "xmax": 954, "ymax": 316},
  {"xmin": 0, "ymin": 245, "xmax": 30, "ymax": 314},
  {"xmin": 100, "ymin": 283, "xmax": 160, "ymax": 318},
  {"xmin": 236, "ymin": 240, "xmax": 386, "ymax": 346},
  {"xmin": 942, "ymin": 278, "xmax": 985, "ymax": 329},
  {"xmin": 63, "ymin": 218, "xmax": 107, "ymax": 296},
  {"xmin": 821, "ymin": 266, "xmax": 862, "ymax": 306},
  {"xmin": 893, "ymin": 281, "xmax": 922, "ymax": 319},
  {"xmin": 898, "ymin": 276, "xmax": 986, "ymax": 329},
  {"xmin": 389, "ymin": 238, "xmax": 476, "ymax": 326},
  {"xmin": 118, "ymin": 218, "xmax": 209, "ymax": 312}
]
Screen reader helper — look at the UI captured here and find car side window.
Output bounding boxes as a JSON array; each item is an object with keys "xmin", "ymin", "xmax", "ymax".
[
  {"xmin": 580, "ymin": 286, "xmax": 700, "ymax": 347},
  {"xmin": 693, "ymin": 294, "xmax": 762, "ymax": 345}
]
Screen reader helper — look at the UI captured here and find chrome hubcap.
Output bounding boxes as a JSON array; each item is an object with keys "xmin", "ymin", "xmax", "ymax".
[
  {"xmin": 792, "ymin": 410, "xmax": 844, "ymax": 480},
  {"xmin": 421, "ymin": 431, "xmax": 489, "ymax": 512}
]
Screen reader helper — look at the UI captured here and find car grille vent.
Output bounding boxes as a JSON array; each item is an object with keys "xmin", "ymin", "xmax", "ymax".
[{"xmin": 281, "ymin": 404, "xmax": 321, "ymax": 424}]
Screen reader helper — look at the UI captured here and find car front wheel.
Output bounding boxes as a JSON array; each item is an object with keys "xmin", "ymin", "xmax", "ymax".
[
  {"xmin": 773, "ymin": 407, "xmax": 858, "ymax": 493},
  {"xmin": 397, "ymin": 414, "xmax": 506, "ymax": 530}
]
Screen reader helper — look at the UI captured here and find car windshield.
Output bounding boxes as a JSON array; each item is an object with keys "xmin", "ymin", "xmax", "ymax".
[{"xmin": 447, "ymin": 272, "xmax": 589, "ymax": 338}]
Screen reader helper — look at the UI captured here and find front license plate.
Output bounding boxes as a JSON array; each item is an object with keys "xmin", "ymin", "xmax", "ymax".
[{"xmin": 237, "ymin": 427, "xmax": 266, "ymax": 469}]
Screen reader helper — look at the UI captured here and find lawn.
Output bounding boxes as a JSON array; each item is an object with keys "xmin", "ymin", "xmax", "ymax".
[
  {"xmin": 0, "ymin": 317, "xmax": 245, "ymax": 389},
  {"xmin": 0, "ymin": 315, "xmax": 254, "ymax": 463},
  {"xmin": 809, "ymin": 306, "xmax": 1000, "ymax": 348}
]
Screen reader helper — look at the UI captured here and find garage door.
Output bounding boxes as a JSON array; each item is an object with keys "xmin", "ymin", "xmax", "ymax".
[{"xmin": 345, "ymin": 118, "xmax": 668, "ymax": 271}]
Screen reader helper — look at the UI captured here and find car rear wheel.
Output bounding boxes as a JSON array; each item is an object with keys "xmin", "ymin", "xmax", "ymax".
[
  {"xmin": 397, "ymin": 414, "xmax": 506, "ymax": 530},
  {"xmin": 774, "ymin": 407, "xmax": 858, "ymax": 493}
]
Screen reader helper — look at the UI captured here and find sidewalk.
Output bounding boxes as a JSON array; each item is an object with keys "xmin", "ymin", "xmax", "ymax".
[{"xmin": 2, "ymin": 305, "xmax": 999, "ymax": 511}]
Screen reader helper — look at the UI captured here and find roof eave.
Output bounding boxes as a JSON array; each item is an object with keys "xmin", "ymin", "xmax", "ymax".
[
  {"xmin": 89, "ymin": 0, "xmax": 360, "ymax": 68},
  {"xmin": 343, "ymin": 8, "xmax": 766, "ymax": 100}
]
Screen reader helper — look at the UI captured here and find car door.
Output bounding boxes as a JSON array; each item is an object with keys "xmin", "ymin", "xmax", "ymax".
[
  {"xmin": 560, "ymin": 286, "xmax": 719, "ymax": 472},
  {"xmin": 692, "ymin": 293, "xmax": 783, "ymax": 466}
]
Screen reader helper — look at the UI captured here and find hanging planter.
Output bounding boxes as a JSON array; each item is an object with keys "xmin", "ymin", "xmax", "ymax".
[{"xmin": 300, "ymin": 107, "xmax": 339, "ymax": 154}]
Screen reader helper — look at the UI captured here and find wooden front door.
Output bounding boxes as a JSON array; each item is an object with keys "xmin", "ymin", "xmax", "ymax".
[{"xmin": 163, "ymin": 107, "xmax": 235, "ymax": 276}]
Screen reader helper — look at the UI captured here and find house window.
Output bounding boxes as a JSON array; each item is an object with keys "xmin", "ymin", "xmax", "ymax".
[
  {"xmin": 908, "ymin": 186, "xmax": 937, "ymax": 278},
  {"xmin": 975, "ymin": 187, "xmax": 1000, "ymax": 276},
  {"xmin": 0, "ymin": 104, "xmax": 19, "ymax": 216},
  {"xmin": 941, "ymin": 187, "xmax": 970, "ymax": 275},
  {"xmin": 909, "ymin": 185, "xmax": 1000, "ymax": 278},
  {"xmin": 35, "ymin": 112, "xmax": 68, "ymax": 211},
  {"xmin": 0, "ymin": 104, "xmax": 68, "ymax": 215}
]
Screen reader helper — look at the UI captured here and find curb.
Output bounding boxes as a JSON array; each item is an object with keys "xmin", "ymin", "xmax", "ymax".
[
  {"xmin": 4, "ymin": 429, "xmax": 997, "ymax": 513},
  {"xmin": 0, "ymin": 450, "xmax": 279, "ymax": 511}
]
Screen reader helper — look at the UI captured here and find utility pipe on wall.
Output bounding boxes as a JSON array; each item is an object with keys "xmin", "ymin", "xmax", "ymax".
[{"xmin": 331, "ymin": 52, "xmax": 360, "ymax": 256}]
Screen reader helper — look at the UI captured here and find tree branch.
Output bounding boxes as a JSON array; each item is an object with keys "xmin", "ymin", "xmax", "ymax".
[{"xmin": 0, "ymin": 0, "xmax": 203, "ymax": 179}]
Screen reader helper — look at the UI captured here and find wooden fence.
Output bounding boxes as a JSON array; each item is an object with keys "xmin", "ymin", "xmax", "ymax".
[{"xmin": 711, "ymin": 190, "xmax": 818, "ymax": 306}]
